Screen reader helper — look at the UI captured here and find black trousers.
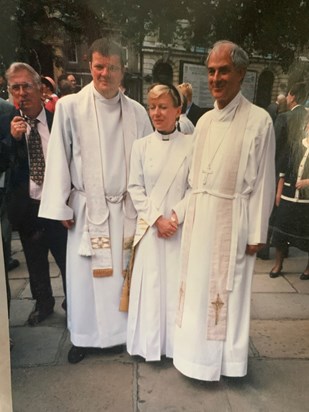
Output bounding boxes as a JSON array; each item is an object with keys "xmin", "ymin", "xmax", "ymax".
[{"xmin": 18, "ymin": 200, "xmax": 67, "ymax": 309}]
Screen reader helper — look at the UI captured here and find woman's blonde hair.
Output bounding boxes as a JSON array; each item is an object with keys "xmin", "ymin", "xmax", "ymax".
[{"xmin": 148, "ymin": 83, "xmax": 182, "ymax": 108}]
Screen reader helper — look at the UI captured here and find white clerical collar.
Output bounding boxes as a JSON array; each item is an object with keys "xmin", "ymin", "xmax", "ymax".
[
  {"xmin": 92, "ymin": 82, "xmax": 120, "ymax": 104},
  {"xmin": 213, "ymin": 91, "xmax": 242, "ymax": 121},
  {"xmin": 154, "ymin": 128, "xmax": 178, "ymax": 141}
]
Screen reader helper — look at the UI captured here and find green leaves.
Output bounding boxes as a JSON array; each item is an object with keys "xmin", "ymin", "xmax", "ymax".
[{"xmin": 0, "ymin": 0, "xmax": 308, "ymax": 70}]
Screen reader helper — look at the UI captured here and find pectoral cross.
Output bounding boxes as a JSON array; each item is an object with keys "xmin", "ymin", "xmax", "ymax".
[
  {"xmin": 211, "ymin": 293, "xmax": 224, "ymax": 325},
  {"xmin": 202, "ymin": 165, "xmax": 213, "ymax": 184}
]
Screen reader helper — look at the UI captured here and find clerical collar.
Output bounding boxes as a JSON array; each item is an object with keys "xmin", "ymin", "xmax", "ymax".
[
  {"xmin": 92, "ymin": 82, "xmax": 120, "ymax": 104},
  {"xmin": 157, "ymin": 127, "xmax": 176, "ymax": 141}
]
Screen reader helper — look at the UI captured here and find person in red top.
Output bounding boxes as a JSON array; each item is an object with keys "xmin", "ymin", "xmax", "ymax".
[{"xmin": 41, "ymin": 76, "xmax": 58, "ymax": 113}]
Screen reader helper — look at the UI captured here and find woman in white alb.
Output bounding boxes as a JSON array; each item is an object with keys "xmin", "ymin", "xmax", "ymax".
[{"xmin": 127, "ymin": 84, "xmax": 194, "ymax": 361}]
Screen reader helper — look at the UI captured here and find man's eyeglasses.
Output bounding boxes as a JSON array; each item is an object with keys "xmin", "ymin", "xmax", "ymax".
[{"xmin": 8, "ymin": 83, "xmax": 35, "ymax": 94}]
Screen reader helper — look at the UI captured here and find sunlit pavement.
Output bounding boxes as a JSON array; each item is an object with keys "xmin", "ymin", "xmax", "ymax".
[{"xmin": 9, "ymin": 234, "xmax": 309, "ymax": 412}]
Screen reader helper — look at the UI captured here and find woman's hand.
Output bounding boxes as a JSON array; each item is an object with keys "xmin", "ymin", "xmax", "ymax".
[
  {"xmin": 296, "ymin": 179, "xmax": 309, "ymax": 190},
  {"xmin": 155, "ymin": 215, "xmax": 178, "ymax": 238}
]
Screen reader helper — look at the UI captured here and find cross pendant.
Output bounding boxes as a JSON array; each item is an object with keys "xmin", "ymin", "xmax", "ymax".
[{"xmin": 202, "ymin": 165, "xmax": 213, "ymax": 184}]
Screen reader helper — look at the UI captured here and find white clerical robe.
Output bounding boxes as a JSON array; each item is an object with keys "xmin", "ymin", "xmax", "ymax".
[
  {"xmin": 127, "ymin": 130, "xmax": 193, "ymax": 360},
  {"xmin": 173, "ymin": 92, "xmax": 275, "ymax": 381},
  {"xmin": 39, "ymin": 83, "xmax": 153, "ymax": 348}
]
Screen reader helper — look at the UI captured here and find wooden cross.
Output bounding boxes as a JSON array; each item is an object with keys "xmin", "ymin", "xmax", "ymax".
[{"xmin": 211, "ymin": 293, "xmax": 224, "ymax": 325}]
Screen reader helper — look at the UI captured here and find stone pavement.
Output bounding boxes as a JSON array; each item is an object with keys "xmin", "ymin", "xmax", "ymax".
[{"xmin": 8, "ymin": 234, "xmax": 309, "ymax": 412}]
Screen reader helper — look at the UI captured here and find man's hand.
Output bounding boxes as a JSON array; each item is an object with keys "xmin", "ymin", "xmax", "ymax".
[
  {"xmin": 61, "ymin": 219, "xmax": 75, "ymax": 229},
  {"xmin": 245, "ymin": 244, "xmax": 266, "ymax": 256},
  {"xmin": 11, "ymin": 116, "xmax": 27, "ymax": 141},
  {"xmin": 155, "ymin": 215, "xmax": 178, "ymax": 239}
]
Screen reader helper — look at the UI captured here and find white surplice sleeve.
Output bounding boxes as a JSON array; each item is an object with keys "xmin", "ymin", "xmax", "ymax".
[
  {"xmin": 39, "ymin": 97, "xmax": 75, "ymax": 220},
  {"xmin": 128, "ymin": 137, "xmax": 162, "ymax": 227},
  {"xmin": 172, "ymin": 136, "xmax": 194, "ymax": 224},
  {"xmin": 247, "ymin": 118, "xmax": 276, "ymax": 245}
]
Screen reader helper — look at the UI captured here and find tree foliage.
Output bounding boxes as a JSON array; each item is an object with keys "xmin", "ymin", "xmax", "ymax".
[
  {"xmin": 106, "ymin": 0, "xmax": 309, "ymax": 69},
  {"xmin": 0, "ymin": 0, "xmax": 308, "ymax": 71}
]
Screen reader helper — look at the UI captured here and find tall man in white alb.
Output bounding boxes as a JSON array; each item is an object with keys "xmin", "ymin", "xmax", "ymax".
[
  {"xmin": 173, "ymin": 41, "xmax": 275, "ymax": 381},
  {"xmin": 39, "ymin": 38, "xmax": 153, "ymax": 363}
]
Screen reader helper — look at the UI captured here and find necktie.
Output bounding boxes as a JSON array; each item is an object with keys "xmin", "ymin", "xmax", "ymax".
[{"xmin": 27, "ymin": 119, "xmax": 45, "ymax": 185}]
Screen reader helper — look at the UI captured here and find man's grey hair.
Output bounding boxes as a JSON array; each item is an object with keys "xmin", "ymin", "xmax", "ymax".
[
  {"xmin": 6, "ymin": 62, "xmax": 41, "ymax": 86},
  {"xmin": 206, "ymin": 40, "xmax": 249, "ymax": 71}
]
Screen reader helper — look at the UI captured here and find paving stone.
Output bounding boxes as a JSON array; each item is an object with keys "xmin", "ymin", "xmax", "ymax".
[
  {"xmin": 285, "ymin": 273, "xmax": 309, "ymax": 293},
  {"xmin": 10, "ymin": 299, "xmax": 35, "ymax": 326},
  {"xmin": 7, "ymin": 233, "xmax": 309, "ymax": 412},
  {"xmin": 12, "ymin": 362, "xmax": 133, "ymax": 412},
  {"xmin": 251, "ymin": 293, "xmax": 309, "ymax": 320},
  {"xmin": 138, "ymin": 359, "xmax": 228, "ymax": 412},
  {"xmin": 9, "ymin": 278, "xmax": 28, "ymax": 299},
  {"xmin": 9, "ymin": 297, "xmax": 66, "ymax": 327},
  {"xmin": 250, "ymin": 320, "xmax": 309, "ymax": 358},
  {"xmin": 8, "ymin": 262, "xmax": 29, "ymax": 280},
  {"xmin": 225, "ymin": 359, "xmax": 309, "ymax": 412},
  {"xmin": 252, "ymin": 274, "xmax": 295, "ymax": 293},
  {"xmin": 10, "ymin": 326, "xmax": 65, "ymax": 368}
]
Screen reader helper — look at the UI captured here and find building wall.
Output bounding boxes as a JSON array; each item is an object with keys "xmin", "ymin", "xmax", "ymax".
[
  {"xmin": 141, "ymin": 49, "xmax": 290, "ymax": 108},
  {"xmin": 51, "ymin": 37, "xmax": 300, "ymax": 109}
]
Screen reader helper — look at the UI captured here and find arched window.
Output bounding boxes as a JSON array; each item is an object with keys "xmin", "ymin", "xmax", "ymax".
[
  {"xmin": 152, "ymin": 61, "xmax": 173, "ymax": 84},
  {"xmin": 255, "ymin": 70, "xmax": 274, "ymax": 108}
]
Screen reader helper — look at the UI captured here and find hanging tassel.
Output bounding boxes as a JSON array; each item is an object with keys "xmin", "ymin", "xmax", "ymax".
[{"xmin": 78, "ymin": 225, "xmax": 94, "ymax": 256}]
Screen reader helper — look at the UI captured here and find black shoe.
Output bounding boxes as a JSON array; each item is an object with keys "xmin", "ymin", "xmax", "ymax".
[
  {"xmin": 269, "ymin": 267, "xmax": 283, "ymax": 278},
  {"xmin": 68, "ymin": 345, "xmax": 86, "ymax": 364},
  {"xmin": 8, "ymin": 258, "xmax": 20, "ymax": 271},
  {"xmin": 300, "ymin": 273, "xmax": 309, "ymax": 280},
  {"xmin": 28, "ymin": 301, "xmax": 54, "ymax": 326}
]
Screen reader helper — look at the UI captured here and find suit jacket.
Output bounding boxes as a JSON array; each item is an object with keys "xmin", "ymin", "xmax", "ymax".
[
  {"xmin": 0, "ymin": 99, "xmax": 16, "ymax": 145},
  {"xmin": 266, "ymin": 102, "xmax": 278, "ymax": 123},
  {"xmin": 275, "ymin": 105, "xmax": 307, "ymax": 178},
  {"xmin": 0, "ymin": 99, "xmax": 16, "ymax": 203},
  {"xmin": 187, "ymin": 102, "xmax": 206, "ymax": 126},
  {"xmin": 6, "ymin": 108, "xmax": 53, "ymax": 228}
]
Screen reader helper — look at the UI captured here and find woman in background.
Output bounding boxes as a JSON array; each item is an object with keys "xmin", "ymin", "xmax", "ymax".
[{"xmin": 270, "ymin": 113, "xmax": 309, "ymax": 279}]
